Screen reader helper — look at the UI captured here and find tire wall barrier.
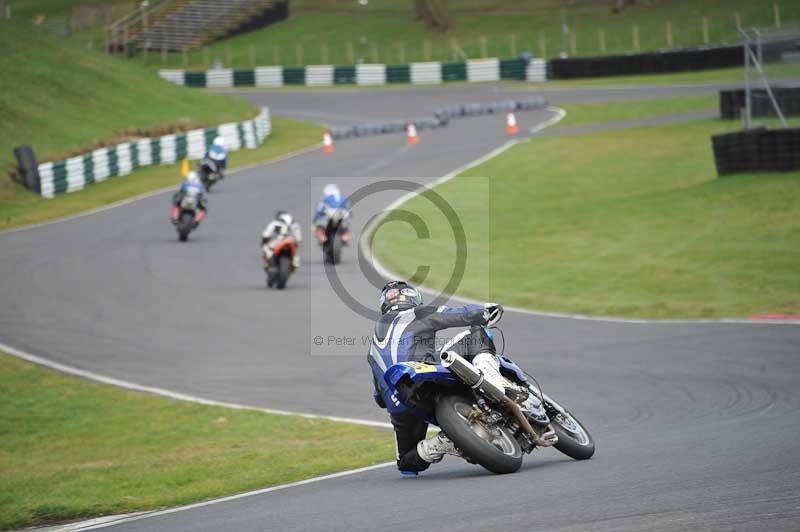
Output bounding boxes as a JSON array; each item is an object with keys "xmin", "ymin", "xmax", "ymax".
[
  {"xmin": 159, "ymin": 58, "xmax": 546, "ymax": 88},
  {"xmin": 548, "ymin": 38, "xmax": 798, "ymax": 80},
  {"xmin": 720, "ymin": 87, "xmax": 800, "ymax": 119},
  {"xmin": 712, "ymin": 127, "xmax": 800, "ymax": 176},
  {"xmin": 161, "ymin": 38, "xmax": 799, "ymax": 87},
  {"xmin": 327, "ymin": 96, "xmax": 548, "ymax": 141},
  {"xmin": 36, "ymin": 108, "xmax": 271, "ymax": 198}
]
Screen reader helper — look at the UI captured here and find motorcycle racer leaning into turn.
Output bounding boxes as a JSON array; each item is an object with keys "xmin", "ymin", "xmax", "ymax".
[
  {"xmin": 367, "ymin": 281, "xmax": 557, "ymax": 476},
  {"xmin": 261, "ymin": 211, "xmax": 302, "ymax": 270}
]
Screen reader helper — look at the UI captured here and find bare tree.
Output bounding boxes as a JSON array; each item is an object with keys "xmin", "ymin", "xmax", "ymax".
[{"xmin": 413, "ymin": 0, "xmax": 451, "ymax": 31}]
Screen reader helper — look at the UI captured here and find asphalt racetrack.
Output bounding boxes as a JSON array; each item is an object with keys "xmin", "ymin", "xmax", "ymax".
[{"xmin": 3, "ymin": 83, "xmax": 800, "ymax": 531}]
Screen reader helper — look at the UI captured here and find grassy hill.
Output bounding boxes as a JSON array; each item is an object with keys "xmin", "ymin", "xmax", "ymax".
[
  {"xmin": 0, "ymin": 19, "xmax": 257, "ymax": 198},
  {"xmin": 139, "ymin": 0, "xmax": 798, "ymax": 69},
  {"xmin": 0, "ymin": 18, "xmax": 321, "ymax": 230}
]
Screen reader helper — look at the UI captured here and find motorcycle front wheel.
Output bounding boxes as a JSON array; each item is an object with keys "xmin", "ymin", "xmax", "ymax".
[
  {"xmin": 435, "ymin": 395, "xmax": 522, "ymax": 474},
  {"xmin": 177, "ymin": 212, "xmax": 193, "ymax": 242},
  {"xmin": 545, "ymin": 397, "xmax": 595, "ymax": 460}
]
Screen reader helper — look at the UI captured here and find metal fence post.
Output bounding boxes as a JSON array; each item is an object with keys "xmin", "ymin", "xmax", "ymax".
[{"xmin": 744, "ymin": 39, "xmax": 751, "ymax": 130}]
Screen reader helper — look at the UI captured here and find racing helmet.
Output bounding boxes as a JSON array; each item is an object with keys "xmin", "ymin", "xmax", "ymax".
[
  {"xmin": 323, "ymin": 183, "xmax": 340, "ymax": 199},
  {"xmin": 213, "ymin": 136, "xmax": 225, "ymax": 148},
  {"xmin": 380, "ymin": 281, "xmax": 423, "ymax": 314},
  {"xmin": 275, "ymin": 210, "xmax": 293, "ymax": 226},
  {"xmin": 186, "ymin": 171, "xmax": 200, "ymax": 186}
]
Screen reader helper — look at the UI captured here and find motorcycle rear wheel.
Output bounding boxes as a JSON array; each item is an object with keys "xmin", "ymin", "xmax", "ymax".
[
  {"xmin": 435, "ymin": 395, "xmax": 523, "ymax": 474},
  {"xmin": 276, "ymin": 255, "xmax": 290, "ymax": 289},
  {"xmin": 332, "ymin": 233, "xmax": 342, "ymax": 264}
]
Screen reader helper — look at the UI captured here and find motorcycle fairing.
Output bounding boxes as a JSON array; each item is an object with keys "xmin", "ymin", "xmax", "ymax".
[
  {"xmin": 498, "ymin": 356, "xmax": 528, "ymax": 384},
  {"xmin": 383, "ymin": 361, "xmax": 460, "ymax": 419}
]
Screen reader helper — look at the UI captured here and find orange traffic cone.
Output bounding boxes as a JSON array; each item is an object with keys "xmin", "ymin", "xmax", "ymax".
[
  {"xmin": 407, "ymin": 122, "xmax": 420, "ymax": 145},
  {"xmin": 506, "ymin": 112, "xmax": 519, "ymax": 135},
  {"xmin": 322, "ymin": 130, "xmax": 335, "ymax": 153}
]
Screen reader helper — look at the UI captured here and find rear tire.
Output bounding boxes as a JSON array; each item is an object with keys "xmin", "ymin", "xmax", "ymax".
[
  {"xmin": 276, "ymin": 255, "xmax": 290, "ymax": 289},
  {"xmin": 435, "ymin": 395, "xmax": 523, "ymax": 474},
  {"xmin": 332, "ymin": 233, "xmax": 342, "ymax": 264}
]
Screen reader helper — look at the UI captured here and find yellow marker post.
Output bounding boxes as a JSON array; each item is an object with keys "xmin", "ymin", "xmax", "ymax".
[{"xmin": 181, "ymin": 159, "xmax": 190, "ymax": 177}]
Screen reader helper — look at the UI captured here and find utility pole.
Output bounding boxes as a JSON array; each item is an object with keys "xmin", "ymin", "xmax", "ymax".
[{"xmin": 358, "ymin": 0, "xmax": 368, "ymax": 64}]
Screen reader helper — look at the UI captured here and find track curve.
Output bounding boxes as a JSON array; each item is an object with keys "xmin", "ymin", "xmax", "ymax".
[{"xmin": 3, "ymin": 83, "xmax": 800, "ymax": 531}]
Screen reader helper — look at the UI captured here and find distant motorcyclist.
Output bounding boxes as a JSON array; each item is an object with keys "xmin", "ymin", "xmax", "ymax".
[
  {"xmin": 313, "ymin": 183, "xmax": 351, "ymax": 238},
  {"xmin": 171, "ymin": 171, "xmax": 207, "ymax": 225},
  {"xmin": 367, "ymin": 280, "xmax": 513, "ymax": 476},
  {"xmin": 262, "ymin": 211, "xmax": 302, "ymax": 270},
  {"xmin": 206, "ymin": 136, "xmax": 228, "ymax": 179}
]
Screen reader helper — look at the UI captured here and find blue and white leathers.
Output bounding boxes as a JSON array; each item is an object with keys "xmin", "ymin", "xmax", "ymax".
[{"xmin": 367, "ymin": 304, "xmax": 490, "ymax": 414}]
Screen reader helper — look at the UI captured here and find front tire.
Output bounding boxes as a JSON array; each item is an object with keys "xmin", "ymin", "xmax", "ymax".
[
  {"xmin": 435, "ymin": 395, "xmax": 523, "ymax": 474},
  {"xmin": 177, "ymin": 212, "xmax": 193, "ymax": 242},
  {"xmin": 546, "ymin": 401, "xmax": 595, "ymax": 460}
]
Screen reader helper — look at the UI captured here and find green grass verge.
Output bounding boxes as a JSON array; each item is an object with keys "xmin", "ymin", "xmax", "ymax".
[
  {"xmin": 0, "ymin": 20, "xmax": 256, "ymax": 176},
  {"xmin": 105, "ymin": 0, "xmax": 800, "ymax": 69},
  {"xmin": 372, "ymin": 103, "xmax": 800, "ymax": 318},
  {"xmin": 0, "ymin": 116, "xmax": 321, "ymax": 231},
  {"xmin": 0, "ymin": 351, "xmax": 393, "ymax": 530},
  {"xmin": 553, "ymin": 94, "xmax": 718, "ymax": 128}
]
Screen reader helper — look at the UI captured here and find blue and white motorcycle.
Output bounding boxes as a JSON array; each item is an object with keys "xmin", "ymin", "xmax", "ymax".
[{"xmin": 383, "ymin": 326, "xmax": 595, "ymax": 474}]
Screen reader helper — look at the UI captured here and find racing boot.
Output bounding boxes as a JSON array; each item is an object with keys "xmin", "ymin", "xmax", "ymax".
[
  {"xmin": 416, "ymin": 432, "xmax": 458, "ymax": 464},
  {"xmin": 534, "ymin": 424, "xmax": 559, "ymax": 447}
]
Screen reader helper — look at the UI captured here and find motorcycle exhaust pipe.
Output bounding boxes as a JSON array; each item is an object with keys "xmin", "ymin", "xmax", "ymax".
[
  {"xmin": 440, "ymin": 351, "xmax": 507, "ymax": 404},
  {"xmin": 440, "ymin": 350, "xmax": 539, "ymax": 442}
]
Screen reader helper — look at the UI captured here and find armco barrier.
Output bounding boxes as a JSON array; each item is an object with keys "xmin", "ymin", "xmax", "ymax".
[
  {"xmin": 386, "ymin": 64, "xmax": 411, "ymax": 83},
  {"xmin": 306, "ymin": 65, "xmax": 334, "ymax": 86},
  {"xmin": 720, "ymin": 87, "xmax": 800, "ymax": 119},
  {"xmin": 255, "ymin": 66, "xmax": 282, "ymax": 87},
  {"xmin": 356, "ymin": 64, "xmax": 386, "ymax": 85},
  {"xmin": 159, "ymin": 56, "xmax": 543, "ymax": 88},
  {"xmin": 410, "ymin": 61, "xmax": 442, "ymax": 84},
  {"xmin": 526, "ymin": 59, "xmax": 547, "ymax": 82},
  {"xmin": 334, "ymin": 65, "xmax": 356, "ymax": 84},
  {"xmin": 467, "ymin": 59, "xmax": 500, "ymax": 82},
  {"xmin": 206, "ymin": 68, "xmax": 233, "ymax": 88},
  {"xmin": 36, "ymin": 108, "xmax": 271, "ymax": 198},
  {"xmin": 712, "ymin": 127, "xmax": 800, "ymax": 176},
  {"xmin": 499, "ymin": 58, "xmax": 526, "ymax": 80},
  {"xmin": 441, "ymin": 61, "xmax": 467, "ymax": 82}
]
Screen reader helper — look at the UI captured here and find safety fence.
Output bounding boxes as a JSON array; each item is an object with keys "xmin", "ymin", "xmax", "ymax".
[
  {"xmin": 719, "ymin": 87, "xmax": 800, "ymax": 119},
  {"xmin": 158, "ymin": 57, "xmax": 547, "ymax": 87},
  {"xmin": 37, "ymin": 108, "xmax": 271, "ymax": 198},
  {"xmin": 712, "ymin": 127, "xmax": 800, "ymax": 175}
]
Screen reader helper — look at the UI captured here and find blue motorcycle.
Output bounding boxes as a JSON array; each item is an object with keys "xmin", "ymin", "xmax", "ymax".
[{"xmin": 383, "ymin": 327, "xmax": 595, "ymax": 474}]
